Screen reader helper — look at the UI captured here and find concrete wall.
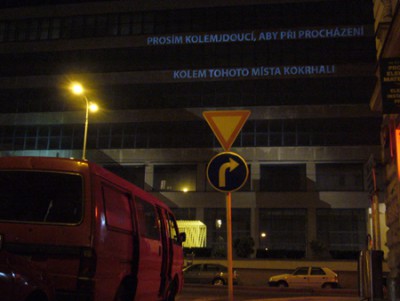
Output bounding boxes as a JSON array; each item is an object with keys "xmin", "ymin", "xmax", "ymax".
[{"xmin": 186, "ymin": 258, "xmax": 389, "ymax": 289}]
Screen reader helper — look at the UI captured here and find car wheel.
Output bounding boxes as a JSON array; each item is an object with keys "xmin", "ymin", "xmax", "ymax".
[
  {"xmin": 277, "ymin": 281, "xmax": 288, "ymax": 288},
  {"xmin": 212, "ymin": 278, "xmax": 225, "ymax": 286},
  {"xmin": 322, "ymin": 283, "xmax": 334, "ymax": 289}
]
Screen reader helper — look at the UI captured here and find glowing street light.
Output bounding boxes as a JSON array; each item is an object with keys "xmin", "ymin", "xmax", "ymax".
[{"xmin": 69, "ymin": 82, "xmax": 98, "ymax": 160}]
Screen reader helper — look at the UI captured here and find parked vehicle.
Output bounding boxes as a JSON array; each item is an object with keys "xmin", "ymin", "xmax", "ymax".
[
  {"xmin": 183, "ymin": 263, "xmax": 239, "ymax": 285},
  {"xmin": 0, "ymin": 156, "xmax": 185, "ymax": 301},
  {"xmin": 0, "ymin": 234, "xmax": 55, "ymax": 301},
  {"xmin": 268, "ymin": 266, "xmax": 339, "ymax": 289}
]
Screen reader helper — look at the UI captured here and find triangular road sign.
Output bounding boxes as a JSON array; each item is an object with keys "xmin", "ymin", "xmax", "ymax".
[{"xmin": 203, "ymin": 110, "xmax": 251, "ymax": 151}]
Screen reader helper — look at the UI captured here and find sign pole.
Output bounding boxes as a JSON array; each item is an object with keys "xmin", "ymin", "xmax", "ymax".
[
  {"xmin": 226, "ymin": 192, "xmax": 234, "ymax": 301},
  {"xmin": 203, "ymin": 110, "xmax": 251, "ymax": 301}
]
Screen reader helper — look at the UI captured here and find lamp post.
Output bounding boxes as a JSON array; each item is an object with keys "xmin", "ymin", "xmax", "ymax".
[{"xmin": 70, "ymin": 82, "xmax": 98, "ymax": 160}]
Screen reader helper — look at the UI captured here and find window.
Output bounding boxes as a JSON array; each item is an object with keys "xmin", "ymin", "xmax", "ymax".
[
  {"xmin": 167, "ymin": 212, "xmax": 180, "ymax": 244},
  {"xmin": 316, "ymin": 208, "xmax": 367, "ymax": 252},
  {"xmin": 171, "ymin": 207, "xmax": 196, "ymax": 220},
  {"xmin": 186, "ymin": 264, "xmax": 202, "ymax": 272},
  {"xmin": 50, "ymin": 18, "xmax": 61, "ymax": 39},
  {"xmin": 0, "ymin": 22, "xmax": 6, "ymax": 42},
  {"xmin": 316, "ymin": 163, "xmax": 364, "ymax": 191},
  {"xmin": 103, "ymin": 185, "xmax": 132, "ymax": 232},
  {"xmin": 0, "ymin": 171, "xmax": 83, "ymax": 224},
  {"xmin": 260, "ymin": 164, "xmax": 307, "ymax": 191},
  {"xmin": 131, "ymin": 13, "xmax": 143, "ymax": 34},
  {"xmin": 39, "ymin": 19, "xmax": 50, "ymax": 40},
  {"xmin": 204, "ymin": 208, "xmax": 251, "ymax": 250},
  {"xmin": 103, "ymin": 164, "xmax": 145, "ymax": 189},
  {"xmin": 136, "ymin": 197, "xmax": 160, "ymax": 240},
  {"xmin": 16, "ymin": 20, "xmax": 28, "ymax": 41},
  {"xmin": 294, "ymin": 267, "xmax": 309, "ymax": 276},
  {"xmin": 259, "ymin": 209, "xmax": 307, "ymax": 252},
  {"xmin": 311, "ymin": 267, "xmax": 326, "ymax": 275},
  {"xmin": 29, "ymin": 19, "xmax": 39, "ymax": 40},
  {"xmin": 153, "ymin": 164, "xmax": 197, "ymax": 192},
  {"xmin": 120, "ymin": 14, "xmax": 132, "ymax": 35},
  {"xmin": 205, "ymin": 264, "xmax": 224, "ymax": 272},
  {"xmin": 7, "ymin": 21, "xmax": 16, "ymax": 41}
]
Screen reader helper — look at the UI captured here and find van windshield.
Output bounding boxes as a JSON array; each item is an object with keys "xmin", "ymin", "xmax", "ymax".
[{"xmin": 0, "ymin": 171, "xmax": 83, "ymax": 224}]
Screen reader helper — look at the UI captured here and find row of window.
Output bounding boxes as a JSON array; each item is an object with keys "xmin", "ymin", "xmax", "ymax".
[
  {"xmin": 0, "ymin": 77, "xmax": 376, "ymax": 113},
  {"xmin": 0, "ymin": 1, "xmax": 372, "ymax": 43},
  {"xmin": 0, "ymin": 118, "xmax": 380, "ymax": 151},
  {"xmin": 0, "ymin": 38, "xmax": 375, "ymax": 76},
  {"xmin": 0, "ymin": 0, "xmax": 91, "ymax": 8},
  {"xmin": 104, "ymin": 162, "xmax": 365, "ymax": 193},
  {"xmin": 180, "ymin": 208, "xmax": 366, "ymax": 252}
]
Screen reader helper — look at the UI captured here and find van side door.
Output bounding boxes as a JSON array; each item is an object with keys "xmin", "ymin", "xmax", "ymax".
[
  {"xmin": 156, "ymin": 207, "xmax": 177, "ymax": 297},
  {"xmin": 166, "ymin": 212, "xmax": 183, "ymax": 281},
  {"xmin": 135, "ymin": 198, "xmax": 163, "ymax": 300},
  {"xmin": 100, "ymin": 184, "xmax": 138, "ymax": 300}
]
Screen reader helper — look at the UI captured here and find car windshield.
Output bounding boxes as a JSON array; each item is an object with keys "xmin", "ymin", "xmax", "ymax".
[{"xmin": 0, "ymin": 171, "xmax": 83, "ymax": 224}]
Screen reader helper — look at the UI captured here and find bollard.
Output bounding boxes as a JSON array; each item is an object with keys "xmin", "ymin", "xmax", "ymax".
[{"xmin": 387, "ymin": 276, "xmax": 400, "ymax": 301}]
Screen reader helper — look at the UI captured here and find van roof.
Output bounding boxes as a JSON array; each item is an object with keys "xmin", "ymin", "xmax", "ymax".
[{"xmin": 0, "ymin": 156, "xmax": 171, "ymax": 210}]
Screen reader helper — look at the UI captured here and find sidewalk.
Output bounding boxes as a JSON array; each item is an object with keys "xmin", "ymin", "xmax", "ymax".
[
  {"xmin": 248, "ymin": 297, "xmax": 360, "ymax": 301},
  {"xmin": 242, "ymin": 286, "xmax": 360, "ymax": 300}
]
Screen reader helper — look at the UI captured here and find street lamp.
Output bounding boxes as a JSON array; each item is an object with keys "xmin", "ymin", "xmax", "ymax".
[{"xmin": 70, "ymin": 82, "xmax": 98, "ymax": 160}]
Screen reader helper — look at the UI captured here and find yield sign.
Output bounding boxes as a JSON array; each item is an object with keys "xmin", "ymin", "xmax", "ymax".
[{"xmin": 203, "ymin": 110, "xmax": 251, "ymax": 151}]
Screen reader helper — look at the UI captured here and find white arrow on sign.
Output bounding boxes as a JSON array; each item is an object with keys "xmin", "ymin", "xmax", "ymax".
[{"xmin": 218, "ymin": 158, "xmax": 239, "ymax": 187}]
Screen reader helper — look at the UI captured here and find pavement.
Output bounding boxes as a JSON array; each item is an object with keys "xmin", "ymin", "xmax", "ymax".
[
  {"xmin": 241, "ymin": 286, "xmax": 362, "ymax": 301},
  {"xmin": 185, "ymin": 296, "xmax": 362, "ymax": 301},
  {"xmin": 248, "ymin": 296, "xmax": 361, "ymax": 301},
  {"xmin": 179, "ymin": 284, "xmax": 367, "ymax": 301}
]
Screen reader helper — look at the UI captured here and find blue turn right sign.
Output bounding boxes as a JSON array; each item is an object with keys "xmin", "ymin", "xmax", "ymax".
[{"xmin": 206, "ymin": 152, "xmax": 248, "ymax": 193}]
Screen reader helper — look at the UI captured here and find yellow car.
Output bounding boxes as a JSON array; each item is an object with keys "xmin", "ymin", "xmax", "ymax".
[{"xmin": 268, "ymin": 266, "xmax": 338, "ymax": 289}]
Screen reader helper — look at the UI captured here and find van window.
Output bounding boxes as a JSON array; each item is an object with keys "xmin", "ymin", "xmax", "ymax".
[
  {"xmin": 136, "ymin": 197, "xmax": 160, "ymax": 240},
  {"xmin": 167, "ymin": 212, "xmax": 179, "ymax": 244},
  {"xmin": 0, "ymin": 171, "xmax": 83, "ymax": 224},
  {"xmin": 103, "ymin": 185, "xmax": 132, "ymax": 232}
]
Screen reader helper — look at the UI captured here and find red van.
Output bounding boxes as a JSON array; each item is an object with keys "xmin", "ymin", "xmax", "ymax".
[{"xmin": 0, "ymin": 156, "xmax": 185, "ymax": 301}]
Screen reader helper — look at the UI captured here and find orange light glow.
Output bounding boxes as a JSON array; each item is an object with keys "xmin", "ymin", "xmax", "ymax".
[{"xmin": 396, "ymin": 129, "xmax": 400, "ymax": 180}]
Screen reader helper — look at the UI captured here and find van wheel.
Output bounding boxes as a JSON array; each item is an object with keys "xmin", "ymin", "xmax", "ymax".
[
  {"xmin": 114, "ymin": 277, "xmax": 137, "ymax": 301},
  {"xmin": 114, "ymin": 285, "xmax": 131, "ymax": 301},
  {"xmin": 165, "ymin": 280, "xmax": 177, "ymax": 301}
]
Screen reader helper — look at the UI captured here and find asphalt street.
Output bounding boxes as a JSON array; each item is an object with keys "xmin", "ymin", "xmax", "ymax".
[{"xmin": 176, "ymin": 285, "xmax": 360, "ymax": 301}]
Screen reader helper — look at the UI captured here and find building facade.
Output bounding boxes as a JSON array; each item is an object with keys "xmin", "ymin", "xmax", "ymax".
[
  {"xmin": 0, "ymin": 0, "xmax": 382, "ymax": 259},
  {"xmin": 371, "ymin": 0, "xmax": 400, "ymax": 298}
]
